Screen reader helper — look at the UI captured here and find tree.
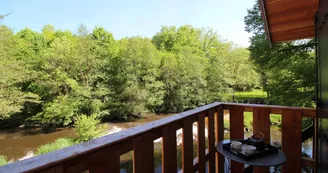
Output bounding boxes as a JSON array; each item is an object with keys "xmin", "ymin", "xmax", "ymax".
[
  {"xmin": 108, "ymin": 37, "xmax": 164, "ymax": 118},
  {"xmin": 0, "ymin": 25, "xmax": 39, "ymax": 119},
  {"xmin": 244, "ymin": 1, "xmax": 315, "ymax": 107}
]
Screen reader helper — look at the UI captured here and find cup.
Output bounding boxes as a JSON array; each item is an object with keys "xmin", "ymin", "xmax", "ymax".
[
  {"xmin": 243, "ymin": 145, "xmax": 257, "ymax": 155},
  {"xmin": 230, "ymin": 141, "xmax": 242, "ymax": 150}
]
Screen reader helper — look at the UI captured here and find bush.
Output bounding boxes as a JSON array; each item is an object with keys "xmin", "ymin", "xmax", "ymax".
[
  {"xmin": 35, "ymin": 138, "xmax": 75, "ymax": 155},
  {"xmin": 0, "ymin": 155, "xmax": 8, "ymax": 166},
  {"xmin": 74, "ymin": 114, "xmax": 108, "ymax": 142}
]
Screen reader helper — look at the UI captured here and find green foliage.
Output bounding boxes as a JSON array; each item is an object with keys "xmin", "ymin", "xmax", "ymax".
[
  {"xmin": 35, "ymin": 138, "xmax": 75, "ymax": 155},
  {"xmin": 0, "ymin": 155, "xmax": 8, "ymax": 166},
  {"xmin": 234, "ymin": 89, "xmax": 267, "ymax": 99},
  {"xmin": 74, "ymin": 114, "xmax": 107, "ymax": 142},
  {"xmin": 244, "ymin": 2, "xmax": 315, "ymax": 107},
  {"xmin": 31, "ymin": 95, "xmax": 79, "ymax": 126},
  {"xmin": 0, "ymin": 23, "xmax": 261, "ymax": 127}
]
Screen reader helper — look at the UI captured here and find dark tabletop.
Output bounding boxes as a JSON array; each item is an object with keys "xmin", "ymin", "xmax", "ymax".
[{"xmin": 216, "ymin": 139, "xmax": 286, "ymax": 167}]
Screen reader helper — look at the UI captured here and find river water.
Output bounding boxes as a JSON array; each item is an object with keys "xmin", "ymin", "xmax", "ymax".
[{"xmin": 0, "ymin": 113, "xmax": 313, "ymax": 172}]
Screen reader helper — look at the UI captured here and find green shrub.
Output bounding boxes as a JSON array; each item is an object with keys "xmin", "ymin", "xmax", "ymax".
[
  {"xmin": 74, "ymin": 114, "xmax": 108, "ymax": 142},
  {"xmin": 270, "ymin": 114, "xmax": 281, "ymax": 125},
  {"xmin": 0, "ymin": 155, "xmax": 8, "ymax": 166},
  {"xmin": 36, "ymin": 138, "xmax": 75, "ymax": 155}
]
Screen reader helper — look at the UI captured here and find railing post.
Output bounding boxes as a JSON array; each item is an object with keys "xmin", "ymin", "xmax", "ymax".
[
  {"xmin": 162, "ymin": 124, "xmax": 177, "ymax": 173},
  {"xmin": 253, "ymin": 107, "xmax": 270, "ymax": 173},
  {"xmin": 282, "ymin": 110, "xmax": 302, "ymax": 173},
  {"xmin": 216, "ymin": 106, "xmax": 224, "ymax": 173},
  {"xmin": 197, "ymin": 112, "xmax": 206, "ymax": 173},
  {"xmin": 230, "ymin": 106, "xmax": 244, "ymax": 173},
  {"xmin": 88, "ymin": 145, "xmax": 120, "ymax": 173},
  {"xmin": 133, "ymin": 133, "xmax": 154, "ymax": 173},
  {"xmin": 182, "ymin": 116, "xmax": 194, "ymax": 173},
  {"xmin": 208, "ymin": 108, "xmax": 216, "ymax": 173}
]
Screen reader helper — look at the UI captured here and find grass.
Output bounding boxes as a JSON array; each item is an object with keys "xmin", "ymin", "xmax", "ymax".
[
  {"xmin": 234, "ymin": 89, "xmax": 267, "ymax": 99},
  {"xmin": 224, "ymin": 112, "xmax": 281, "ymax": 130},
  {"xmin": 0, "ymin": 155, "xmax": 8, "ymax": 166},
  {"xmin": 35, "ymin": 138, "xmax": 76, "ymax": 155}
]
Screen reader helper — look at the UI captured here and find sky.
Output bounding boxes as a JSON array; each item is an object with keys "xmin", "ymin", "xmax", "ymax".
[{"xmin": 1, "ymin": 0, "xmax": 255, "ymax": 47}]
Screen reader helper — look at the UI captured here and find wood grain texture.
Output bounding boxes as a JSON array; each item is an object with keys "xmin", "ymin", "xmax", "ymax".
[
  {"xmin": 207, "ymin": 108, "xmax": 215, "ymax": 173},
  {"xmin": 262, "ymin": 0, "xmax": 318, "ymax": 43},
  {"xmin": 182, "ymin": 117, "xmax": 194, "ymax": 173},
  {"xmin": 88, "ymin": 145, "xmax": 120, "ymax": 173},
  {"xmin": 253, "ymin": 107, "xmax": 270, "ymax": 173},
  {"xmin": 229, "ymin": 106, "xmax": 244, "ymax": 173},
  {"xmin": 282, "ymin": 110, "xmax": 302, "ymax": 173},
  {"xmin": 133, "ymin": 134, "xmax": 154, "ymax": 173},
  {"xmin": 216, "ymin": 106, "xmax": 224, "ymax": 173},
  {"xmin": 162, "ymin": 124, "xmax": 177, "ymax": 173},
  {"xmin": 197, "ymin": 113, "xmax": 206, "ymax": 173}
]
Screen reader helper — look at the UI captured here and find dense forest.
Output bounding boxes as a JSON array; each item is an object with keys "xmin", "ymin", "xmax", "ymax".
[
  {"xmin": 0, "ymin": 16, "xmax": 260, "ymax": 128},
  {"xmin": 0, "ymin": 1, "xmax": 316, "ymax": 129}
]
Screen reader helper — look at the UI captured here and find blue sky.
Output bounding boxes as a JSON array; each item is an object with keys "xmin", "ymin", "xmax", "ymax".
[{"xmin": 1, "ymin": 0, "xmax": 255, "ymax": 47}]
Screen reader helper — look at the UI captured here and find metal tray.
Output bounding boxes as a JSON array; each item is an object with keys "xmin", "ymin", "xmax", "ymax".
[{"xmin": 223, "ymin": 140, "xmax": 278, "ymax": 160}]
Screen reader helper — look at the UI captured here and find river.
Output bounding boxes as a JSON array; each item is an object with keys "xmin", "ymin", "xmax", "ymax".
[{"xmin": 0, "ymin": 113, "xmax": 313, "ymax": 172}]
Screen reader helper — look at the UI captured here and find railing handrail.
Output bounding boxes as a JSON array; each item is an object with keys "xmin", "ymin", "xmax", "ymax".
[{"xmin": 0, "ymin": 102, "xmax": 316, "ymax": 173}]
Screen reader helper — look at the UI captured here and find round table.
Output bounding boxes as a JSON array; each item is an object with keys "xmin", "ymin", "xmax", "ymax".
[{"xmin": 216, "ymin": 139, "xmax": 286, "ymax": 173}]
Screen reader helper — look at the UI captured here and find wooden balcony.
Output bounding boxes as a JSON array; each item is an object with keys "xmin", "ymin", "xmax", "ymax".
[{"xmin": 0, "ymin": 102, "xmax": 316, "ymax": 173}]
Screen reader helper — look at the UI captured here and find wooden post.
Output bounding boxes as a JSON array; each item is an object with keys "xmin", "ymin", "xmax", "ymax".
[
  {"xmin": 253, "ymin": 107, "xmax": 270, "ymax": 173},
  {"xmin": 282, "ymin": 110, "xmax": 302, "ymax": 173},
  {"xmin": 134, "ymin": 134, "xmax": 154, "ymax": 173},
  {"xmin": 216, "ymin": 106, "xmax": 224, "ymax": 173},
  {"xmin": 88, "ymin": 145, "xmax": 120, "ymax": 173},
  {"xmin": 230, "ymin": 106, "xmax": 244, "ymax": 173},
  {"xmin": 162, "ymin": 124, "xmax": 177, "ymax": 173},
  {"xmin": 208, "ymin": 108, "xmax": 216, "ymax": 173},
  {"xmin": 197, "ymin": 113, "xmax": 206, "ymax": 173},
  {"xmin": 182, "ymin": 117, "xmax": 194, "ymax": 173}
]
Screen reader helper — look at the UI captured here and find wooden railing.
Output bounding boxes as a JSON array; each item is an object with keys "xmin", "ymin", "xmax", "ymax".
[{"xmin": 0, "ymin": 102, "xmax": 316, "ymax": 173}]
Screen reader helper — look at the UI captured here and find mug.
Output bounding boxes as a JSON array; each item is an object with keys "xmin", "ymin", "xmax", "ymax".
[
  {"xmin": 230, "ymin": 141, "xmax": 242, "ymax": 150},
  {"xmin": 244, "ymin": 145, "xmax": 257, "ymax": 155}
]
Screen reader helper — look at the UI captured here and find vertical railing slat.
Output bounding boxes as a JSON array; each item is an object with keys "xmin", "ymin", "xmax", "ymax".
[
  {"xmin": 216, "ymin": 106, "xmax": 224, "ymax": 173},
  {"xmin": 134, "ymin": 133, "xmax": 154, "ymax": 173},
  {"xmin": 282, "ymin": 110, "xmax": 302, "ymax": 173},
  {"xmin": 88, "ymin": 145, "xmax": 120, "ymax": 173},
  {"xmin": 230, "ymin": 106, "xmax": 244, "ymax": 173},
  {"xmin": 208, "ymin": 109, "xmax": 216, "ymax": 173},
  {"xmin": 197, "ymin": 113, "xmax": 206, "ymax": 173},
  {"xmin": 253, "ymin": 107, "xmax": 270, "ymax": 173},
  {"xmin": 162, "ymin": 124, "xmax": 177, "ymax": 173},
  {"xmin": 182, "ymin": 117, "xmax": 194, "ymax": 173}
]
